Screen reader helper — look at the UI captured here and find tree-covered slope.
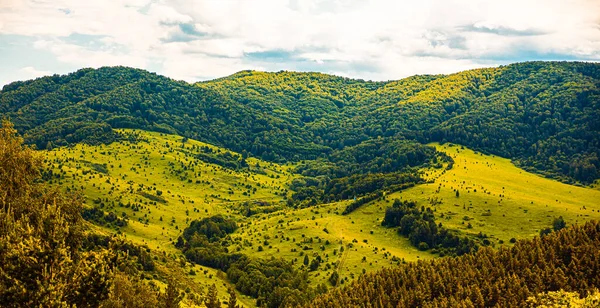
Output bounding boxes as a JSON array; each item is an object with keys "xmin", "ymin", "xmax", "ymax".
[
  {"xmin": 1, "ymin": 61, "xmax": 599, "ymax": 183},
  {"xmin": 0, "ymin": 121, "xmax": 192, "ymax": 307},
  {"xmin": 308, "ymin": 220, "xmax": 600, "ymax": 308},
  {"xmin": 0, "ymin": 67, "xmax": 330, "ymax": 161},
  {"xmin": 428, "ymin": 63, "xmax": 600, "ymax": 183}
]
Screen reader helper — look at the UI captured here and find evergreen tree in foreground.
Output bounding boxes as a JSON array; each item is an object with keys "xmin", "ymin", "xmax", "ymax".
[
  {"xmin": 228, "ymin": 287, "xmax": 239, "ymax": 308},
  {"xmin": 0, "ymin": 120, "xmax": 184, "ymax": 307},
  {"xmin": 0, "ymin": 120, "xmax": 113, "ymax": 307},
  {"xmin": 205, "ymin": 284, "xmax": 221, "ymax": 308}
]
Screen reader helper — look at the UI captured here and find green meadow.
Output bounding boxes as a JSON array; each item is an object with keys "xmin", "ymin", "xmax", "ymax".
[
  {"xmin": 363, "ymin": 143, "xmax": 600, "ymax": 244},
  {"xmin": 43, "ymin": 129, "xmax": 295, "ymax": 305},
  {"xmin": 42, "ymin": 131, "xmax": 600, "ymax": 306}
]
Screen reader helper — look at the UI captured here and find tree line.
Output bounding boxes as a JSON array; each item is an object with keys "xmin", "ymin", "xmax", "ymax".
[{"xmin": 382, "ymin": 199, "xmax": 478, "ymax": 255}]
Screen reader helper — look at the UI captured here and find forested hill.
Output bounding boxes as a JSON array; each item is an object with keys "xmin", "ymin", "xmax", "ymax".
[
  {"xmin": 1, "ymin": 61, "xmax": 599, "ymax": 183},
  {"xmin": 308, "ymin": 220, "xmax": 600, "ymax": 307}
]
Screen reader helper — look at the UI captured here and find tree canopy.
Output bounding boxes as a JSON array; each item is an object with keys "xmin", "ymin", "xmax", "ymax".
[{"xmin": 2, "ymin": 61, "xmax": 599, "ymax": 184}]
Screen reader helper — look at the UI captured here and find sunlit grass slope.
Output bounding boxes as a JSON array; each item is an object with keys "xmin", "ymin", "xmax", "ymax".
[
  {"xmin": 365, "ymin": 143, "xmax": 600, "ymax": 244},
  {"xmin": 43, "ymin": 129, "xmax": 296, "ymax": 306},
  {"xmin": 41, "ymin": 133, "xmax": 600, "ymax": 306},
  {"xmin": 44, "ymin": 129, "xmax": 292, "ymax": 248},
  {"xmin": 230, "ymin": 200, "xmax": 433, "ymax": 289},
  {"xmin": 41, "ymin": 129, "xmax": 433, "ymax": 304}
]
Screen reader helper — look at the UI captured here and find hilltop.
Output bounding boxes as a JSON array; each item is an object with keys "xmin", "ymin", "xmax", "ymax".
[{"xmin": 1, "ymin": 61, "xmax": 599, "ymax": 184}]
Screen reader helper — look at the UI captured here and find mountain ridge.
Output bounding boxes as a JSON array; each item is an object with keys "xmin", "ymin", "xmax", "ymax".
[{"xmin": 1, "ymin": 61, "xmax": 599, "ymax": 184}]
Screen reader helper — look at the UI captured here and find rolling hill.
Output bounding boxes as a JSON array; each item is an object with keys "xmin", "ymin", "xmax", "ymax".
[
  {"xmin": 1, "ymin": 61, "xmax": 599, "ymax": 184},
  {"xmin": 39, "ymin": 129, "xmax": 600, "ymax": 306},
  {"xmin": 2, "ymin": 61, "xmax": 600, "ymax": 307}
]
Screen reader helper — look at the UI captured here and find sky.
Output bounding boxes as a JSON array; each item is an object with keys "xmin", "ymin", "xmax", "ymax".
[{"xmin": 1, "ymin": 0, "xmax": 599, "ymax": 86}]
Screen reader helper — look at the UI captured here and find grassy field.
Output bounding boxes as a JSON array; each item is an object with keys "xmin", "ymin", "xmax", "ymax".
[
  {"xmin": 44, "ymin": 129, "xmax": 296, "ymax": 306},
  {"xmin": 362, "ymin": 143, "xmax": 600, "ymax": 244},
  {"xmin": 231, "ymin": 200, "xmax": 433, "ymax": 288},
  {"xmin": 42, "ymin": 133, "xmax": 600, "ymax": 306},
  {"xmin": 42, "ymin": 129, "xmax": 432, "ymax": 305}
]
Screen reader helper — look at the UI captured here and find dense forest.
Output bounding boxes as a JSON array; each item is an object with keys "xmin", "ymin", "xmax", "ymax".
[
  {"xmin": 177, "ymin": 215, "xmax": 326, "ymax": 307},
  {"xmin": 1, "ymin": 61, "xmax": 599, "ymax": 184},
  {"xmin": 308, "ymin": 220, "xmax": 600, "ymax": 307}
]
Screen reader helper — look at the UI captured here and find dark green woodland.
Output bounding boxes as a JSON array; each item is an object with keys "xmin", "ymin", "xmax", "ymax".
[{"xmin": 2, "ymin": 61, "xmax": 598, "ymax": 184}]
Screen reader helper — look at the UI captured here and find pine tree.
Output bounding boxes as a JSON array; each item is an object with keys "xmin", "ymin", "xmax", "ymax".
[
  {"xmin": 471, "ymin": 286, "xmax": 485, "ymax": 308},
  {"xmin": 205, "ymin": 284, "xmax": 220, "ymax": 308},
  {"xmin": 159, "ymin": 278, "xmax": 183, "ymax": 308},
  {"xmin": 227, "ymin": 287, "xmax": 239, "ymax": 308},
  {"xmin": 329, "ymin": 272, "xmax": 339, "ymax": 286}
]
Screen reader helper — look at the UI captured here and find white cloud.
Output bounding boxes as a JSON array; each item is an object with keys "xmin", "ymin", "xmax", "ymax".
[
  {"xmin": 33, "ymin": 39, "xmax": 148, "ymax": 68},
  {"xmin": 19, "ymin": 66, "xmax": 52, "ymax": 78},
  {"xmin": 0, "ymin": 0, "xmax": 599, "ymax": 84},
  {"xmin": 0, "ymin": 66, "xmax": 52, "ymax": 87}
]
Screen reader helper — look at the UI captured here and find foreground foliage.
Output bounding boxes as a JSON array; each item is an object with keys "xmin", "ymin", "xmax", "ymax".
[
  {"xmin": 0, "ymin": 120, "xmax": 182, "ymax": 307},
  {"xmin": 0, "ymin": 120, "xmax": 113, "ymax": 306},
  {"xmin": 527, "ymin": 289, "xmax": 600, "ymax": 308},
  {"xmin": 527, "ymin": 290, "xmax": 600, "ymax": 308}
]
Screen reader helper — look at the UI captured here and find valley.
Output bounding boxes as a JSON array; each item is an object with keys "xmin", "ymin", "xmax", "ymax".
[{"xmin": 41, "ymin": 129, "xmax": 600, "ymax": 306}]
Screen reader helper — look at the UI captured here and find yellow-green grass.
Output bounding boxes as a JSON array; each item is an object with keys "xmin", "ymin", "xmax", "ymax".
[
  {"xmin": 44, "ymin": 129, "xmax": 293, "ymax": 246},
  {"xmin": 42, "ymin": 132, "xmax": 600, "ymax": 305},
  {"xmin": 43, "ymin": 129, "xmax": 294, "ymax": 305},
  {"xmin": 365, "ymin": 143, "xmax": 600, "ymax": 244},
  {"xmin": 41, "ymin": 129, "xmax": 434, "ymax": 304},
  {"xmin": 230, "ymin": 200, "xmax": 433, "ymax": 287}
]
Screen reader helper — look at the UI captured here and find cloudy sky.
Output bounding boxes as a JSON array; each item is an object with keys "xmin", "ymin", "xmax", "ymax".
[{"xmin": 1, "ymin": 0, "xmax": 599, "ymax": 86}]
